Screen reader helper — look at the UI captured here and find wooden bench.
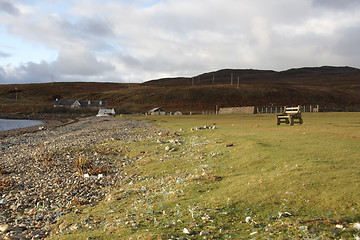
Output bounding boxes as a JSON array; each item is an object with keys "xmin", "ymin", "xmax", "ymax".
[{"xmin": 276, "ymin": 106, "xmax": 303, "ymax": 125}]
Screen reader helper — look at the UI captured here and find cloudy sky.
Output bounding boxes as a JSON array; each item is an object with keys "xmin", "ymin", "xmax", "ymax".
[{"xmin": 1, "ymin": 0, "xmax": 360, "ymax": 84}]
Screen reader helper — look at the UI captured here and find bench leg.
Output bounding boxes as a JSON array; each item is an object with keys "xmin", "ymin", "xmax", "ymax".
[
  {"xmin": 290, "ymin": 116, "xmax": 294, "ymax": 125},
  {"xmin": 299, "ymin": 117, "xmax": 303, "ymax": 124},
  {"xmin": 276, "ymin": 117, "xmax": 280, "ymax": 125}
]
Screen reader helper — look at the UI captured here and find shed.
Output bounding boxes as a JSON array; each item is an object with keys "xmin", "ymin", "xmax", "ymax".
[
  {"xmin": 148, "ymin": 107, "xmax": 166, "ymax": 115},
  {"xmin": 97, "ymin": 108, "xmax": 115, "ymax": 117}
]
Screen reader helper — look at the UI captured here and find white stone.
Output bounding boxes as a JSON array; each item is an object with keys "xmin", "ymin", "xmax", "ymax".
[
  {"xmin": 353, "ymin": 222, "xmax": 360, "ymax": 231},
  {"xmin": 183, "ymin": 228, "xmax": 191, "ymax": 235},
  {"xmin": 0, "ymin": 224, "xmax": 10, "ymax": 233}
]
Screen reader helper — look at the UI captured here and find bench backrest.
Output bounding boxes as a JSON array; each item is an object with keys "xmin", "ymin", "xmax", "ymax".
[{"xmin": 284, "ymin": 106, "xmax": 301, "ymax": 114}]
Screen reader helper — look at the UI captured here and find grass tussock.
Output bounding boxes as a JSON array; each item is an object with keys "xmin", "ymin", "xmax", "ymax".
[
  {"xmin": 33, "ymin": 143, "xmax": 54, "ymax": 165},
  {"xmin": 73, "ymin": 154, "xmax": 108, "ymax": 175},
  {"xmin": 69, "ymin": 197, "xmax": 88, "ymax": 207},
  {"xmin": 0, "ymin": 176, "xmax": 15, "ymax": 191},
  {"xmin": 0, "ymin": 165, "xmax": 14, "ymax": 190}
]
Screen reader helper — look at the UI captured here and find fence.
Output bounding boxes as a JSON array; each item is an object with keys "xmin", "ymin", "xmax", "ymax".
[
  {"xmin": 255, "ymin": 105, "xmax": 320, "ymax": 114},
  {"xmin": 201, "ymin": 105, "xmax": 357, "ymax": 115}
]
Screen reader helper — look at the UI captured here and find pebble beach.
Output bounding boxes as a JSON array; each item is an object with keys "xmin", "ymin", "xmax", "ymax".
[{"xmin": 0, "ymin": 117, "xmax": 158, "ymax": 239}]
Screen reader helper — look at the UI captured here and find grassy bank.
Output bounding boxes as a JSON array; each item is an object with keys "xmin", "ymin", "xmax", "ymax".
[{"xmin": 51, "ymin": 113, "xmax": 360, "ymax": 239}]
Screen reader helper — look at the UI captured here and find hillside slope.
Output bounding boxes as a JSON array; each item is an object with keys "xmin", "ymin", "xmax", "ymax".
[{"xmin": 0, "ymin": 66, "xmax": 359, "ymax": 115}]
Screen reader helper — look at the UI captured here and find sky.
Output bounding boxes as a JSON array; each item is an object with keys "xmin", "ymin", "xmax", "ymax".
[{"xmin": 1, "ymin": 0, "xmax": 360, "ymax": 84}]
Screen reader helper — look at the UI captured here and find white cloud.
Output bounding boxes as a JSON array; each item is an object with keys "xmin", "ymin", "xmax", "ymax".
[
  {"xmin": 0, "ymin": 0, "xmax": 360, "ymax": 84},
  {"xmin": 53, "ymin": 48, "xmax": 114, "ymax": 76}
]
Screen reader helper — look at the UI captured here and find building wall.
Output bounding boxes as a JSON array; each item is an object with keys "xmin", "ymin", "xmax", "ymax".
[{"xmin": 219, "ymin": 106, "xmax": 255, "ymax": 114}]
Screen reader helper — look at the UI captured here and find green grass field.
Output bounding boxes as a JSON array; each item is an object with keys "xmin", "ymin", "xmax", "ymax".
[{"xmin": 51, "ymin": 113, "xmax": 360, "ymax": 239}]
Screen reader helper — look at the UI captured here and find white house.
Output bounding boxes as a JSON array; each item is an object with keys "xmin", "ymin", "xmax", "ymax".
[
  {"xmin": 54, "ymin": 99, "xmax": 107, "ymax": 109},
  {"xmin": 97, "ymin": 108, "xmax": 115, "ymax": 117}
]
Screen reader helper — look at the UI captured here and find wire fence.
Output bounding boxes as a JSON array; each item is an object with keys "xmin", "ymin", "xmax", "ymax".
[
  {"xmin": 255, "ymin": 105, "xmax": 319, "ymax": 114},
  {"xmin": 254, "ymin": 105, "xmax": 358, "ymax": 114}
]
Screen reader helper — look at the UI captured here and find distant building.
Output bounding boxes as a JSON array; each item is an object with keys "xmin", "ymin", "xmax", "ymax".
[
  {"xmin": 54, "ymin": 99, "xmax": 107, "ymax": 109},
  {"xmin": 97, "ymin": 108, "xmax": 115, "ymax": 117},
  {"xmin": 148, "ymin": 107, "xmax": 166, "ymax": 115},
  {"xmin": 218, "ymin": 106, "xmax": 255, "ymax": 114},
  {"xmin": 174, "ymin": 111, "xmax": 183, "ymax": 115}
]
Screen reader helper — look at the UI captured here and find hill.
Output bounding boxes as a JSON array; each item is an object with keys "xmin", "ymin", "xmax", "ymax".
[{"xmin": 0, "ymin": 66, "xmax": 359, "ymax": 115}]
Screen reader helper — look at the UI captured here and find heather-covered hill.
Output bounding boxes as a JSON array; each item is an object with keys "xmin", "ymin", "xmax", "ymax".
[{"xmin": 0, "ymin": 66, "xmax": 359, "ymax": 115}]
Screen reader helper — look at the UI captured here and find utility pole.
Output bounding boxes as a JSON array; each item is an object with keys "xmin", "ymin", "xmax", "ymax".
[
  {"xmin": 213, "ymin": 75, "xmax": 215, "ymax": 85},
  {"xmin": 231, "ymin": 73, "xmax": 233, "ymax": 86},
  {"xmin": 237, "ymin": 76, "xmax": 240, "ymax": 89}
]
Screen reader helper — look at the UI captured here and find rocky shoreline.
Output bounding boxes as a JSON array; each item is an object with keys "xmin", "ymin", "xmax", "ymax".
[{"xmin": 0, "ymin": 117, "xmax": 158, "ymax": 239}]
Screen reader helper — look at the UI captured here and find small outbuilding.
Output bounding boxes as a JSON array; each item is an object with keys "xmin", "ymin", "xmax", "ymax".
[
  {"xmin": 97, "ymin": 108, "xmax": 115, "ymax": 117},
  {"xmin": 148, "ymin": 107, "xmax": 166, "ymax": 115}
]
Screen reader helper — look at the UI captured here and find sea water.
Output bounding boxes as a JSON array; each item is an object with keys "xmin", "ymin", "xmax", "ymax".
[{"xmin": 0, "ymin": 119, "xmax": 44, "ymax": 132}]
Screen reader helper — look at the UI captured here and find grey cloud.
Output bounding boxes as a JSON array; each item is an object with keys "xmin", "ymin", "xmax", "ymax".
[
  {"xmin": 57, "ymin": 17, "xmax": 115, "ymax": 51},
  {"xmin": 0, "ymin": 61, "xmax": 53, "ymax": 84},
  {"xmin": 0, "ymin": 66, "xmax": 5, "ymax": 78},
  {"xmin": 0, "ymin": 0, "xmax": 20, "ymax": 15},
  {"xmin": 0, "ymin": 53, "xmax": 116, "ymax": 84},
  {"xmin": 0, "ymin": 50, "xmax": 10, "ymax": 58},
  {"xmin": 80, "ymin": 17, "xmax": 114, "ymax": 37},
  {"xmin": 312, "ymin": 0, "xmax": 360, "ymax": 9},
  {"xmin": 334, "ymin": 26, "xmax": 360, "ymax": 57},
  {"xmin": 52, "ymin": 48, "xmax": 114, "ymax": 76},
  {"xmin": 60, "ymin": 17, "xmax": 114, "ymax": 38},
  {"xmin": 140, "ymin": 52, "xmax": 208, "ymax": 75},
  {"xmin": 117, "ymin": 53, "xmax": 142, "ymax": 68},
  {"xmin": 20, "ymin": 61, "xmax": 52, "ymax": 77}
]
